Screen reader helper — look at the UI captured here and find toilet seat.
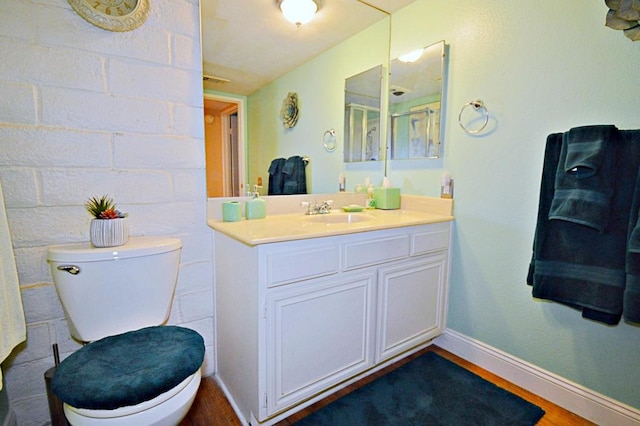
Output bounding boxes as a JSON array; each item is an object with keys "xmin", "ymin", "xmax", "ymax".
[
  {"xmin": 63, "ymin": 370, "xmax": 202, "ymax": 425},
  {"xmin": 52, "ymin": 326, "xmax": 204, "ymax": 424}
]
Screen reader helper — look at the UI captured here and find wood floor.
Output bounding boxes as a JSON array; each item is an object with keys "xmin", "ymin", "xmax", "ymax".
[{"xmin": 180, "ymin": 345, "xmax": 596, "ymax": 425}]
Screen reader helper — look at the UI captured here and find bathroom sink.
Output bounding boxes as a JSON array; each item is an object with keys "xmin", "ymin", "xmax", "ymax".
[{"xmin": 306, "ymin": 213, "xmax": 373, "ymax": 224}]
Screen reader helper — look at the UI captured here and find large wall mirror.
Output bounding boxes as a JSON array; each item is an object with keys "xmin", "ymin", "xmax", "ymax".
[
  {"xmin": 203, "ymin": 4, "xmax": 447, "ymax": 196},
  {"xmin": 389, "ymin": 40, "xmax": 446, "ymax": 159}
]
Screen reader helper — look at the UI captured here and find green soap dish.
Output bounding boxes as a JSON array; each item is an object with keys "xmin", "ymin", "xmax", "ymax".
[{"xmin": 341, "ymin": 204, "xmax": 365, "ymax": 212}]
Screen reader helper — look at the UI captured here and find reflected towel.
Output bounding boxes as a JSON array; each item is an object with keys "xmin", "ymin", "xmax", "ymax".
[
  {"xmin": 282, "ymin": 155, "xmax": 307, "ymax": 195},
  {"xmin": 268, "ymin": 157, "xmax": 286, "ymax": 195},
  {"xmin": 0, "ymin": 180, "xmax": 26, "ymax": 391},
  {"xmin": 548, "ymin": 125, "xmax": 617, "ymax": 231}
]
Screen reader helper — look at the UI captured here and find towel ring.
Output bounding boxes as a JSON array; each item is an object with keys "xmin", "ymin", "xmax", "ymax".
[
  {"xmin": 458, "ymin": 100, "xmax": 489, "ymax": 134},
  {"xmin": 323, "ymin": 129, "xmax": 337, "ymax": 152}
]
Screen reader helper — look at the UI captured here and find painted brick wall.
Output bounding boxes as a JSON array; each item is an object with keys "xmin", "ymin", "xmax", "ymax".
[{"xmin": 0, "ymin": 0, "xmax": 212, "ymax": 424}]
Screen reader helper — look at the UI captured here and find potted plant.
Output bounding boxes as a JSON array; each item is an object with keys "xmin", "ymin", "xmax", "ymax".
[{"xmin": 85, "ymin": 195, "xmax": 129, "ymax": 248}]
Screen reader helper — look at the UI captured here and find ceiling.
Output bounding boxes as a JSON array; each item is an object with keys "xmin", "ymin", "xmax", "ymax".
[{"xmin": 201, "ymin": 0, "xmax": 421, "ymax": 96}]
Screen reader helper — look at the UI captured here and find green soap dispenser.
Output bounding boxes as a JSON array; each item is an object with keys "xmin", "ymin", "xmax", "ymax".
[{"xmin": 246, "ymin": 185, "xmax": 266, "ymax": 219}]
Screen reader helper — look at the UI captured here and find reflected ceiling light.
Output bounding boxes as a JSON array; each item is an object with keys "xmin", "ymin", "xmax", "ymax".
[
  {"xmin": 398, "ymin": 48, "xmax": 425, "ymax": 63},
  {"xmin": 280, "ymin": 0, "xmax": 318, "ymax": 26}
]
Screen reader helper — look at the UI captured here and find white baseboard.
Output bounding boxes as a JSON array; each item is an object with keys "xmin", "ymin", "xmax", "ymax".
[{"xmin": 434, "ymin": 330, "xmax": 640, "ymax": 426}]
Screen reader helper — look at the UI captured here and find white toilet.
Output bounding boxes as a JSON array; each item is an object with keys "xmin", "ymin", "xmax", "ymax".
[{"xmin": 47, "ymin": 236, "xmax": 204, "ymax": 426}]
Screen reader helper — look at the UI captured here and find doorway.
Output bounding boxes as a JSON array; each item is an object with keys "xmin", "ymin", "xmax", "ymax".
[{"xmin": 203, "ymin": 94, "xmax": 246, "ymax": 198}]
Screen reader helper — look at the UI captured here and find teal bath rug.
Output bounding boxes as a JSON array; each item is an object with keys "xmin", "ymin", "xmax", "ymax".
[{"xmin": 295, "ymin": 351, "xmax": 545, "ymax": 425}]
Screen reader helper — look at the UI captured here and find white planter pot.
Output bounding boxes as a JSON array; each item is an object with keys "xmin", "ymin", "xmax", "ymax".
[{"xmin": 90, "ymin": 218, "xmax": 130, "ymax": 248}]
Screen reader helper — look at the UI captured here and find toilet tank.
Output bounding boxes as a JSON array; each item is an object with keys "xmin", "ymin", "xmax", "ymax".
[{"xmin": 47, "ymin": 236, "xmax": 182, "ymax": 342}]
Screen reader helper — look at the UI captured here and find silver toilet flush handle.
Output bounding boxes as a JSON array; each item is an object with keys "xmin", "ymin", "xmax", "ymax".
[{"xmin": 57, "ymin": 265, "xmax": 81, "ymax": 275}]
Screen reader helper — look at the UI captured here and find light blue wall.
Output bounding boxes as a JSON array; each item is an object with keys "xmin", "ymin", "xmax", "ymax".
[
  {"xmin": 246, "ymin": 0, "xmax": 640, "ymax": 410},
  {"xmin": 398, "ymin": 0, "xmax": 640, "ymax": 410}
]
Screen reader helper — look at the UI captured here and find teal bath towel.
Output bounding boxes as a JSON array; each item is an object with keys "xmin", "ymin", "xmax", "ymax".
[
  {"xmin": 628, "ymin": 201, "xmax": 640, "ymax": 254},
  {"xmin": 528, "ymin": 127, "xmax": 636, "ymax": 325},
  {"xmin": 624, "ymin": 151, "xmax": 640, "ymax": 324},
  {"xmin": 548, "ymin": 125, "xmax": 617, "ymax": 232}
]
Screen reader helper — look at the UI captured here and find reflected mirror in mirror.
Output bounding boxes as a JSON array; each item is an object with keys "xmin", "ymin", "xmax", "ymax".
[
  {"xmin": 389, "ymin": 40, "xmax": 446, "ymax": 159},
  {"xmin": 344, "ymin": 65, "xmax": 384, "ymax": 163}
]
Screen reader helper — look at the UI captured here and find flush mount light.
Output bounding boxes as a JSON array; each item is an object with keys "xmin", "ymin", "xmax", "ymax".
[{"xmin": 280, "ymin": 0, "xmax": 318, "ymax": 26}]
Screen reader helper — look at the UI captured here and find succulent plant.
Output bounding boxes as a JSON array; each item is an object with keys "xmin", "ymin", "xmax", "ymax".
[{"xmin": 84, "ymin": 195, "xmax": 127, "ymax": 219}]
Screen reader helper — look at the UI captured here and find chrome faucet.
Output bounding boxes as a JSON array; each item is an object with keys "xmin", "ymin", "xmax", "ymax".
[{"xmin": 301, "ymin": 199, "xmax": 333, "ymax": 215}]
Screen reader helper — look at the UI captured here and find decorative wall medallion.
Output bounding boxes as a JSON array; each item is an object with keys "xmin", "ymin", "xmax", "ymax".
[
  {"xmin": 68, "ymin": 0, "xmax": 150, "ymax": 32},
  {"xmin": 604, "ymin": 0, "xmax": 640, "ymax": 41},
  {"xmin": 280, "ymin": 92, "xmax": 299, "ymax": 129}
]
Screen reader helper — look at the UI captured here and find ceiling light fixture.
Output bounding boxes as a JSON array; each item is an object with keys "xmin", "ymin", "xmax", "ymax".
[{"xmin": 280, "ymin": 0, "xmax": 318, "ymax": 27}]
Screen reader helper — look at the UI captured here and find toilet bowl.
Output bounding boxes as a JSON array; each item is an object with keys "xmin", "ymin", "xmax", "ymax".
[{"xmin": 47, "ymin": 237, "xmax": 204, "ymax": 425}]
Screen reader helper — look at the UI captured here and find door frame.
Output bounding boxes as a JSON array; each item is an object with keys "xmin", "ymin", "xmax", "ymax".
[{"xmin": 203, "ymin": 93, "xmax": 246, "ymax": 197}]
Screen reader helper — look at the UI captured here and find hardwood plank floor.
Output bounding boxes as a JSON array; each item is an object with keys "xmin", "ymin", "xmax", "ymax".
[{"xmin": 180, "ymin": 345, "xmax": 595, "ymax": 425}]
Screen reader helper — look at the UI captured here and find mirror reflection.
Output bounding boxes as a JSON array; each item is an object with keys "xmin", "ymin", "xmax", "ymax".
[
  {"xmin": 203, "ymin": 2, "xmax": 392, "ymax": 196},
  {"xmin": 389, "ymin": 40, "xmax": 446, "ymax": 159},
  {"xmin": 203, "ymin": 13, "xmax": 450, "ymax": 195},
  {"xmin": 344, "ymin": 65, "xmax": 384, "ymax": 162}
]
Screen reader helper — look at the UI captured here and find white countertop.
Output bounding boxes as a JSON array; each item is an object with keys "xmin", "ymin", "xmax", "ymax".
[{"xmin": 207, "ymin": 194, "xmax": 454, "ymax": 246}]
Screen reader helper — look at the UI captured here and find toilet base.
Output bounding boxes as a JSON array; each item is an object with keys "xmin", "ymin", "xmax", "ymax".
[{"xmin": 63, "ymin": 369, "xmax": 201, "ymax": 425}]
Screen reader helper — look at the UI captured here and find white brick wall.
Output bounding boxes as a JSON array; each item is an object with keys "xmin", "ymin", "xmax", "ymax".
[{"xmin": 0, "ymin": 0, "xmax": 213, "ymax": 424}]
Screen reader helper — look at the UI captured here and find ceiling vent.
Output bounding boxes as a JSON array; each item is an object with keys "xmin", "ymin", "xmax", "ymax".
[{"xmin": 203, "ymin": 75, "xmax": 230, "ymax": 84}]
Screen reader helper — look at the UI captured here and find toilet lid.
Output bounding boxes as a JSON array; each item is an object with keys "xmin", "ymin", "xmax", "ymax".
[{"xmin": 51, "ymin": 326, "xmax": 205, "ymax": 410}]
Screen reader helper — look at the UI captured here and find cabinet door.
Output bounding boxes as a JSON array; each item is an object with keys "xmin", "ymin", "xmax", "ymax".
[
  {"xmin": 265, "ymin": 273, "xmax": 376, "ymax": 416},
  {"xmin": 376, "ymin": 253, "xmax": 448, "ymax": 362}
]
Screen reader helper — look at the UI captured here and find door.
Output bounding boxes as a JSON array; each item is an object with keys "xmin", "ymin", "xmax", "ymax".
[
  {"xmin": 203, "ymin": 95, "xmax": 245, "ymax": 197},
  {"xmin": 221, "ymin": 108, "xmax": 240, "ymax": 196},
  {"xmin": 376, "ymin": 253, "xmax": 448, "ymax": 362},
  {"xmin": 265, "ymin": 273, "xmax": 376, "ymax": 417}
]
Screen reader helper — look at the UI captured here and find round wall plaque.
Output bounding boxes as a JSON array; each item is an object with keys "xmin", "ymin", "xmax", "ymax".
[
  {"xmin": 280, "ymin": 92, "xmax": 299, "ymax": 129},
  {"xmin": 68, "ymin": 0, "xmax": 150, "ymax": 32}
]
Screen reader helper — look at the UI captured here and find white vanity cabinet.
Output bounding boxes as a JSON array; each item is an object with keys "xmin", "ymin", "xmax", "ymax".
[{"xmin": 214, "ymin": 221, "xmax": 451, "ymax": 425}]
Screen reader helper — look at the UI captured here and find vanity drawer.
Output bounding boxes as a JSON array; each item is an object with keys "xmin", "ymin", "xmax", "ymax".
[
  {"xmin": 265, "ymin": 243, "xmax": 340, "ymax": 287},
  {"xmin": 343, "ymin": 233, "xmax": 410, "ymax": 271},
  {"xmin": 411, "ymin": 222, "xmax": 450, "ymax": 256}
]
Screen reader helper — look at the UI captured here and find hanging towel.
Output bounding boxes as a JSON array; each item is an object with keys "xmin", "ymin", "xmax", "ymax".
[
  {"xmin": 0, "ymin": 181, "xmax": 27, "ymax": 391},
  {"xmin": 625, "ymin": 184, "xmax": 640, "ymax": 324},
  {"xmin": 527, "ymin": 129, "xmax": 634, "ymax": 325},
  {"xmin": 624, "ymin": 130, "xmax": 640, "ymax": 324},
  {"xmin": 548, "ymin": 125, "xmax": 617, "ymax": 232},
  {"xmin": 628, "ymin": 213, "xmax": 640, "ymax": 253},
  {"xmin": 282, "ymin": 155, "xmax": 307, "ymax": 195}
]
